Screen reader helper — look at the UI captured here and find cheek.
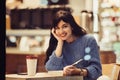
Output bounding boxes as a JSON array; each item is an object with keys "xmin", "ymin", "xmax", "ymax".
[
  {"xmin": 55, "ymin": 30, "xmax": 61, "ymax": 37},
  {"xmin": 67, "ymin": 29, "xmax": 72, "ymax": 35},
  {"xmin": 55, "ymin": 30, "xmax": 59, "ymax": 35}
]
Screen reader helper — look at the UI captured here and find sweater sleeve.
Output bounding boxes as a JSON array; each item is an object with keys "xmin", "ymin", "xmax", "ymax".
[
  {"xmin": 84, "ymin": 36, "xmax": 102, "ymax": 80},
  {"xmin": 45, "ymin": 50, "xmax": 64, "ymax": 71}
]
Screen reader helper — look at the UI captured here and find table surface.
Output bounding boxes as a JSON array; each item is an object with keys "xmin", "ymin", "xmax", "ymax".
[
  {"xmin": 6, "ymin": 71, "xmax": 83, "ymax": 80},
  {"xmin": 102, "ymin": 64, "xmax": 120, "ymax": 80}
]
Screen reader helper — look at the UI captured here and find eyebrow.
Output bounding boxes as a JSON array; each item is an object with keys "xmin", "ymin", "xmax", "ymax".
[
  {"xmin": 62, "ymin": 23, "xmax": 68, "ymax": 27},
  {"xmin": 56, "ymin": 23, "xmax": 68, "ymax": 28}
]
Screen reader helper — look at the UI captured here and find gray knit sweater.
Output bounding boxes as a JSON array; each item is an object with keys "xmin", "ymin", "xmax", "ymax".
[{"xmin": 45, "ymin": 34, "xmax": 102, "ymax": 80}]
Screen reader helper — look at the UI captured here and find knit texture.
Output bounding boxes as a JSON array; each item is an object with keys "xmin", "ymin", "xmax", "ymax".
[{"xmin": 45, "ymin": 34, "xmax": 102, "ymax": 80}]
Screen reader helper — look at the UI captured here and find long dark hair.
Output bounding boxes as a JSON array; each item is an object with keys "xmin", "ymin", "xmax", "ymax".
[{"xmin": 45, "ymin": 9, "xmax": 87, "ymax": 63}]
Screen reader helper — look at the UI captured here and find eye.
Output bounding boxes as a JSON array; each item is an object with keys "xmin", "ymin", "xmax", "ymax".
[
  {"xmin": 63, "ymin": 25, "xmax": 67, "ymax": 28},
  {"xmin": 55, "ymin": 27, "xmax": 59, "ymax": 30},
  {"xmin": 62, "ymin": 24, "xmax": 69, "ymax": 28}
]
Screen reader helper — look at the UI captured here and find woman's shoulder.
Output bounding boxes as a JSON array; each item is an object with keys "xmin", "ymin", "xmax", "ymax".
[
  {"xmin": 75, "ymin": 34, "xmax": 96, "ymax": 45},
  {"xmin": 80, "ymin": 34, "xmax": 98, "ymax": 46},
  {"xmin": 82, "ymin": 34, "xmax": 95, "ymax": 40}
]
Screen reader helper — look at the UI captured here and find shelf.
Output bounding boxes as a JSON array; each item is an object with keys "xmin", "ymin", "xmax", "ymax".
[
  {"xmin": 6, "ymin": 29, "xmax": 50, "ymax": 36},
  {"xmin": 6, "ymin": 47, "xmax": 44, "ymax": 55}
]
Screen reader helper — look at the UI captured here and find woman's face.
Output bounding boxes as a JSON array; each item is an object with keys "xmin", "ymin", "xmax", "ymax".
[{"xmin": 55, "ymin": 20, "xmax": 74, "ymax": 42}]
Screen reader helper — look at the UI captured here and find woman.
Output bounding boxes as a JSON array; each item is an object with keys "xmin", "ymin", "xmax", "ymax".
[{"xmin": 45, "ymin": 9, "xmax": 102, "ymax": 80}]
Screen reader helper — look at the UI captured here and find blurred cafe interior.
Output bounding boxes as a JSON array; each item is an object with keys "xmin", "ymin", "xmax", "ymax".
[{"xmin": 6, "ymin": 0, "xmax": 120, "ymax": 80}]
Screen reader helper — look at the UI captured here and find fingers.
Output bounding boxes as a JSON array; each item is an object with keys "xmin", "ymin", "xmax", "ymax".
[
  {"xmin": 63, "ymin": 65, "xmax": 76, "ymax": 76},
  {"xmin": 63, "ymin": 65, "xmax": 76, "ymax": 72},
  {"xmin": 51, "ymin": 28, "xmax": 58, "ymax": 39},
  {"xmin": 63, "ymin": 69, "xmax": 71, "ymax": 76},
  {"xmin": 51, "ymin": 28, "xmax": 55, "ymax": 36},
  {"xmin": 51, "ymin": 28, "xmax": 63, "ymax": 43},
  {"xmin": 63, "ymin": 65, "xmax": 81, "ymax": 76},
  {"xmin": 51, "ymin": 28, "xmax": 55, "ymax": 33}
]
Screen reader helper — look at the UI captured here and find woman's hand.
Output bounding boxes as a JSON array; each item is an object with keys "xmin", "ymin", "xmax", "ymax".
[
  {"xmin": 51, "ymin": 28, "xmax": 63, "ymax": 43},
  {"xmin": 63, "ymin": 65, "xmax": 87, "ymax": 76},
  {"xmin": 51, "ymin": 28, "xmax": 63, "ymax": 57},
  {"xmin": 63, "ymin": 65, "xmax": 81, "ymax": 76}
]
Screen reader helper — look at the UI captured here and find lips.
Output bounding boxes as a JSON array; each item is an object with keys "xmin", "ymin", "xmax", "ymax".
[{"xmin": 60, "ymin": 33, "xmax": 67, "ymax": 37}]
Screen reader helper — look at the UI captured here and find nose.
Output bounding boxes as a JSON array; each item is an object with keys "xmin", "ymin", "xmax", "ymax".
[{"xmin": 59, "ymin": 28, "xmax": 64, "ymax": 34}]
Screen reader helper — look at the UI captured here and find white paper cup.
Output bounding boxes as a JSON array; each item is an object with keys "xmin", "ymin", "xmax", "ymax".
[{"xmin": 26, "ymin": 55, "xmax": 37, "ymax": 76}]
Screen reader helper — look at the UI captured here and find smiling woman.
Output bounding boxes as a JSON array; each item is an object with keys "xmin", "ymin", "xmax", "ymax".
[
  {"xmin": 54, "ymin": 21, "xmax": 74, "ymax": 42},
  {"xmin": 45, "ymin": 9, "xmax": 102, "ymax": 80}
]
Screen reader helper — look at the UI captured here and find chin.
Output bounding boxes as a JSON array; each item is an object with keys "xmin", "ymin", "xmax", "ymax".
[
  {"xmin": 60, "ymin": 36, "xmax": 69, "ymax": 41},
  {"xmin": 61, "ymin": 39, "xmax": 66, "ymax": 41},
  {"xmin": 61, "ymin": 38, "xmax": 67, "ymax": 41}
]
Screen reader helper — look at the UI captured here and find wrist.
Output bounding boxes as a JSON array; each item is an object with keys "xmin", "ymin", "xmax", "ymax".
[
  {"xmin": 55, "ymin": 41, "xmax": 63, "ymax": 57},
  {"xmin": 58, "ymin": 40, "xmax": 63, "ymax": 45},
  {"xmin": 80, "ymin": 69, "xmax": 87, "ymax": 76}
]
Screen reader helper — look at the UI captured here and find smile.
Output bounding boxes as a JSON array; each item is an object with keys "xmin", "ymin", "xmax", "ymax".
[{"xmin": 60, "ymin": 33, "xmax": 67, "ymax": 37}]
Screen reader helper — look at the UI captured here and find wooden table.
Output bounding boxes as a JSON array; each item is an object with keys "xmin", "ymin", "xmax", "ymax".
[
  {"xmin": 102, "ymin": 64, "xmax": 120, "ymax": 80},
  {"xmin": 6, "ymin": 71, "xmax": 83, "ymax": 80}
]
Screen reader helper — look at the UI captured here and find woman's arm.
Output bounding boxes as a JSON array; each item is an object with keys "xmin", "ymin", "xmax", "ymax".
[
  {"xmin": 45, "ymin": 51, "xmax": 64, "ymax": 70},
  {"xmin": 51, "ymin": 28, "xmax": 64, "ymax": 57},
  {"xmin": 63, "ymin": 35, "xmax": 102, "ymax": 79},
  {"xmin": 45, "ymin": 28, "xmax": 64, "ymax": 70},
  {"xmin": 63, "ymin": 65, "xmax": 88, "ymax": 76},
  {"xmin": 84, "ymin": 36, "xmax": 102, "ymax": 79}
]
